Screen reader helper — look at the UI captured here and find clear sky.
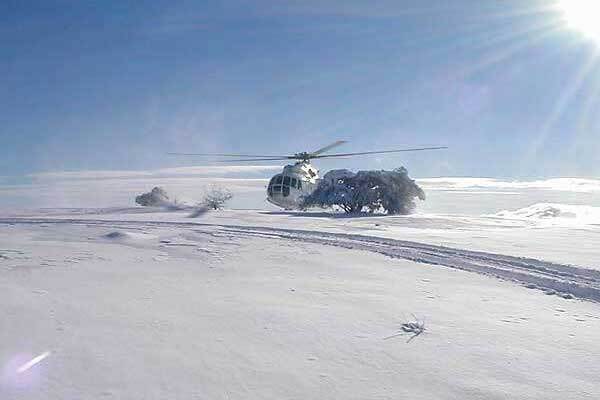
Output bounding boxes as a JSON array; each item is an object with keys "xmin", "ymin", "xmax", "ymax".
[{"xmin": 1, "ymin": 0, "xmax": 599, "ymax": 179}]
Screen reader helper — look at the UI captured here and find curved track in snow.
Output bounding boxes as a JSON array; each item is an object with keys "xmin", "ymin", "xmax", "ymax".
[{"xmin": 2, "ymin": 217, "xmax": 600, "ymax": 303}]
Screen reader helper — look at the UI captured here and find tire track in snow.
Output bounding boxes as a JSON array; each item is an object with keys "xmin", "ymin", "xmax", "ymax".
[
  {"xmin": 2, "ymin": 217, "xmax": 599, "ymax": 302},
  {"xmin": 215, "ymin": 226, "xmax": 600, "ymax": 302}
]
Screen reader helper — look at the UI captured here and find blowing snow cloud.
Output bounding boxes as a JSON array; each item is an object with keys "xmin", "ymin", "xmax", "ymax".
[{"xmin": 302, "ymin": 167, "xmax": 425, "ymax": 215}]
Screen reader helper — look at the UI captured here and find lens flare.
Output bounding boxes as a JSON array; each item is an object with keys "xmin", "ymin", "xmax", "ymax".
[
  {"xmin": 557, "ymin": 0, "xmax": 600, "ymax": 42},
  {"xmin": 16, "ymin": 352, "xmax": 51, "ymax": 374},
  {"xmin": 2, "ymin": 352, "xmax": 50, "ymax": 390}
]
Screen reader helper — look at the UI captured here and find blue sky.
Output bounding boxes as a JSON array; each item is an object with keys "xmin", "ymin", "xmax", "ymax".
[{"xmin": 1, "ymin": 0, "xmax": 599, "ymax": 179}]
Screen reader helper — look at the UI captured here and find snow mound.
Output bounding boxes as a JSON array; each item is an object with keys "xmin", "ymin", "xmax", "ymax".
[
  {"xmin": 102, "ymin": 231, "xmax": 156, "ymax": 241},
  {"xmin": 493, "ymin": 203, "xmax": 600, "ymax": 226},
  {"xmin": 103, "ymin": 231, "xmax": 131, "ymax": 239}
]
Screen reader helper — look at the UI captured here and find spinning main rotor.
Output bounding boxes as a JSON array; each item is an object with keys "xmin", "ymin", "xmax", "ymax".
[{"xmin": 168, "ymin": 140, "xmax": 447, "ymax": 163}]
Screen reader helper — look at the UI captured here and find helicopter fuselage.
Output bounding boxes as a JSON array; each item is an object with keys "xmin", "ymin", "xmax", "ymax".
[{"xmin": 267, "ymin": 161, "xmax": 319, "ymax": 210}]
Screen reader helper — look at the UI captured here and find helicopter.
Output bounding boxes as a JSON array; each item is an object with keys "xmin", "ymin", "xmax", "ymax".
[{"xmin": 169, "ymin": 141, "xmax": 447, "ymax": 210}]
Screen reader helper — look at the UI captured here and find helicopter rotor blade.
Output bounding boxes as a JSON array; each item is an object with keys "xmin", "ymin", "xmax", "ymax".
[
  {"xmin": 311, "ymin": 146, "xmax": 448, "ymax": 159},
  {"xmin": 209, "ymin": 157, "xmax": 294, "ymax": 162},
  {"xmin": 308, "ymin": 140, "xmax": 348, "ymax": 156},
  {"xmin": 167, "ymin": 144, "xmax": 447, "ymax": 162},
  {"xmin": 167, "ymin": 152, "xmax": 292, "ymax": 158}
]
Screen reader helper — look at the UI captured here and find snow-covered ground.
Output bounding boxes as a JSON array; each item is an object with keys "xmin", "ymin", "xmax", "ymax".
[{"xmin": 1, "ymin": 175, "xmax": 600, "ymax": 398}]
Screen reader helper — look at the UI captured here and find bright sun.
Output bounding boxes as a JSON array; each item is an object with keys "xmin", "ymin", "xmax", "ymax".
[{"xmin": 557, "ymin": 0, "xmax": 600, "ymax": 42}]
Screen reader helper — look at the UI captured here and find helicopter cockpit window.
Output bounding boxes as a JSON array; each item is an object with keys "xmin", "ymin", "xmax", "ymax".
[
  {"xmin": 272, "ymin": 185, "xmax": 282, "ymax": 193},
  {"xmin": 283, "ymin": 185, "xmax": 290, "ymax": 197},
  {"xmin": 297, "ymin": 180, "xmax": 302, "ymax": 189},
  {"xmin": 283, "ymin": 176, "xmax": 291, "ymax": 186},
  {"xmin": 291, "ymin": 178, "xmax": 297, "ymax": 188},
  {"xmin": 275, "ymin": 175, "xmax": 283, "ymax": 185}
]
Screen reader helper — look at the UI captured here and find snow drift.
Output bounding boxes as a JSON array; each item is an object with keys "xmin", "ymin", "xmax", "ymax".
[{"xmin": 493, "ymin": 203, "xmax": 600, "ymax": 226}]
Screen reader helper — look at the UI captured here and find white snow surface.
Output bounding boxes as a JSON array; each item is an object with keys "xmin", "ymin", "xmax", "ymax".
[
  {"xmin": 419, "ymin": 177, "xmax": 600, "ymax": 193},
  {"xmin": 1, "ymin": 207, "xmax": 599, "ymax": 399},
  {"xmin": 492, "ymin": 202, "xmax": 600, "ymax": 226}
]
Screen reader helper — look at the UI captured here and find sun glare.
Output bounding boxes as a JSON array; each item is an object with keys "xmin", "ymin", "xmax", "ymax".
[{"xmin": 557, "ymin": 0, "xmax": 600, "ymax": 42}]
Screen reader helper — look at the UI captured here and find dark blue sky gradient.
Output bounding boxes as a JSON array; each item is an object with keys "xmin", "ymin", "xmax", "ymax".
[{"xmin": 1, "ymin": 0, "xmax": 599, "ymax": 178}]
